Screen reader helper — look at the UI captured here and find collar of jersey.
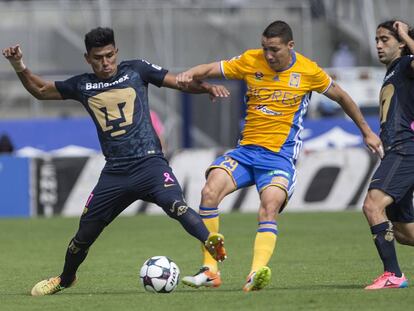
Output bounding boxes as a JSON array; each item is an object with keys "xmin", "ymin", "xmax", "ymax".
[{"xmin": 276, "ymin": 50, "xmax": 296, "ymax": 73}]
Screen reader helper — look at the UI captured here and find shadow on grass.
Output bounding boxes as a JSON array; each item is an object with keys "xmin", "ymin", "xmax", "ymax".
[
  {"xmin": 274, "ymin": 284, "xmax": 362, "ymax": 290},
  {"xmin": 1, "ymin": 283, "xmax": 364, "ymax": 297}
]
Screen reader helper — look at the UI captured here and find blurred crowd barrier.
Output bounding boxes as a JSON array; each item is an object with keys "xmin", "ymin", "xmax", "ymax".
[
  {"xmin": 0, "ymin": 114, "xmax": 381, "ymax": 217},
  {"xmin": 0, "ymin": 147, "xmax": 378, "ymax": 217}
]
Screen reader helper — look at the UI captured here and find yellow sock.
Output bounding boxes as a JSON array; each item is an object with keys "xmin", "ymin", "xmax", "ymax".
[
  {"xmin": 199, "ymin": 206, "xmax": 219, "ymax": 273},
  {"xmin": 250, "ymin": 221, "xmax": 278, "ymax": 273}
]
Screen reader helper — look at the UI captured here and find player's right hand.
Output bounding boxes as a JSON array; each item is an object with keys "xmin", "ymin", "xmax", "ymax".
[
  {"xmin": 2, "ymin": 44, "xmax": 23, "ymax": 62},
  {"xmin": 393, "ymin": 21, "xmax": 411, "ymax": 41},
  {"xmin": 2, "ymin": 45, "xmax": 26, "ymax": 72},
  {"xmin": 207, "ymin": 84, "xmax": 230, "ymax": 103},
  {"xmin": 364, "ymin": 131, "xmax": 384, "ymax": 159}
]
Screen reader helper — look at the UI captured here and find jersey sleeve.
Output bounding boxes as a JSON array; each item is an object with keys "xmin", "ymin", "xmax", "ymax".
[
  {"xmin": 220, "ymin": 51, "xmax": 249, "ymax": 80},
  {"xmin": 402, "ymin": 55, "xmax": 414, "ymax": 78},
  {"xmin": 135, "ymin": 60, "xmax": 168, "ymax": 87},
  {"xmin": 310, "ymin": 64, "xmax": 332, "ymax": 93},
  {"xmin": 55, "ymin": 75, "xmax": 83, "ymax": 101}
]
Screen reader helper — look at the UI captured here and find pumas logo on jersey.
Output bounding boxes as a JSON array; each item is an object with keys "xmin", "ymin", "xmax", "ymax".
[
  {"xmin": 273, "ymin": 75, "xmax": 280, "ymax": 81},
  {"xmin": 289, "ymin": 72, "xmax": 301, "ymax": 87},
  {"xmin": 255, "ymin": 72, "xmax": 264, "ymax": 80},
  {"xmin": 85, "ymin": 74, "xmax": 129, "ymax": 90}
]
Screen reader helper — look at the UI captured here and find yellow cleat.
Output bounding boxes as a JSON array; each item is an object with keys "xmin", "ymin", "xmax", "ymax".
[
  {"xmin": 31, "ymin": 276, "xmax": 76, "ymax": 296},
  {"xmin": 242, "ymin": 266, "xmax": 271, "ymax": 292},
  {"xmin": 204, "ymin": 233, "xmax": 227, "ymax": 262}
]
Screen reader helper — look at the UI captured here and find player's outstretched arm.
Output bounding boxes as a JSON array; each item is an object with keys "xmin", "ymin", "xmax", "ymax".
[
  {"xmin": 176, "ymin": 62, "xmax": 222, "ymax": 88},
  {"xmin": 324, "ymin": 82, "xmax": 384, "ymax": 158},
  {"xmin": 2, "ymin": 44, "xmax": 62, "ymax": 100},
  {"xmin": 163, "ymin": 72, "xmax": 229, "ymax": 99}
]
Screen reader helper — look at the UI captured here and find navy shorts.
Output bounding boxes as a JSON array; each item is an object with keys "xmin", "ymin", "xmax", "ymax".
[
  {"xmin": 369, "ymin": 151, "xmax": 414, "ymax": 223},
  {"xmin": 81, "ymin": 156, "xmax": 185, "ymax": 224}
]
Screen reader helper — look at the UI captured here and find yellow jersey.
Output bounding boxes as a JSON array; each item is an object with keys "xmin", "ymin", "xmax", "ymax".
[{"xmin": 220, "ymin": 49, "xmax": 332, "ymax": 159}]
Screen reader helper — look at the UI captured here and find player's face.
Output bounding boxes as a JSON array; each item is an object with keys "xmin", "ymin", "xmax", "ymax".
[
  {"xmin": 375, "ymin": 27, "xmax": 404, "ymax": 66},
  {"xmin": 85, "ymin": 44, "xmax": 118, "ymax": 79},
  {"xmin": 261, "ymin": 36, "xmax": 294, "ymax": 71}
]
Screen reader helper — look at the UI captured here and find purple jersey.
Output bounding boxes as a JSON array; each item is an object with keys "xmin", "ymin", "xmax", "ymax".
[
  {"xmin": 55, "ymin": 59, "xmax": 168, "ymax": 161},
  {"xmin": 379, "ymin": 55, "xmax": 414, "ymax": 154}
]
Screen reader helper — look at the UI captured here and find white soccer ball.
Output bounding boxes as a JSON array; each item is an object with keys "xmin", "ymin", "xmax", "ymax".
[{"xmin": 139, "ymin": 256, "xmax": 180, "ymax": 293}]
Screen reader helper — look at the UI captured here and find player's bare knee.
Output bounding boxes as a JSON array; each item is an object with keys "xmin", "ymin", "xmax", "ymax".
[
  {"xmin": 362, "ymin": 197, "xmax": 378, "ymax": 219},
  {"xmin": 201, "ymin": 184, "xmax": 221, "ymax": 206}
]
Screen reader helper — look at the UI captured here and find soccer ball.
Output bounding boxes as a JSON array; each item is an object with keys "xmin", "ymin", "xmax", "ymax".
[{"xmin": 139, "ymin": 256, "xmax": 180, "ymax": 293}]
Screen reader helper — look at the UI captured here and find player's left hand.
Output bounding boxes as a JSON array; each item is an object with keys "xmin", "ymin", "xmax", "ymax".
[
  {"xmin": 364, "ymin": 132, "xmax": 384, "ymax": 159},
  {"xmin": 176, "ymin": 71, "xmax": 194, "ymax": 89},
  {"xmin": 207, "ymin": 84, "xmax": 230, "ymax": 103}
]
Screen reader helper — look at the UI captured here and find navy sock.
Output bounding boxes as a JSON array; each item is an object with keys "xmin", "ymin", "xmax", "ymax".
[
  {"xmin": 60, "ymin": 239, "xmax": 89, "ymax": 287},
  {"xmin": 370, "ymin": 221, "xmax": 402, "ymax": 277},
  {"xmin": 175, "ymin": 207, "xmax": 210, "ymax": 243},
  {"xmin": 60, "ymin": 221, "xmax": 105, "ymax": 287}
]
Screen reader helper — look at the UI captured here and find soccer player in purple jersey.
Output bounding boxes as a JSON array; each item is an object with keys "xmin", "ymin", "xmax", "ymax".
[
  {"xmin": 3, "ymin": 27, "xmax": 229, "ymax": 296},
  {"xmin": 363, "ymin": 20, "xmax": 414, "ymax": 290}
]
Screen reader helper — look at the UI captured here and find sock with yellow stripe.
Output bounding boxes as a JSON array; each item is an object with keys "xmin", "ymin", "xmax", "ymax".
[
  {"xmin": 250, "ymin": 221, "xmax": 278, "ymax": 273},
  {"xmin": 199, "ymin": 206, "xmax": 219, "ymax": 273}
]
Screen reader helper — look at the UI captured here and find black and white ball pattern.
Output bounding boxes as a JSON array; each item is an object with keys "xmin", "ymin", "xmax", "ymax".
[{"xmin": 140, "ymin": 256, "xmax": 180, "ymax": 293}]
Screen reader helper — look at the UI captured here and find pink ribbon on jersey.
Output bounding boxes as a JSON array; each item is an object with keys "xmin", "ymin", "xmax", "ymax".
[
  {"xmin": 411, "ymin": 121, "xmax": 414, "ymax": 132},
  {"xmin": 164, "ymin": 172, "xmax": 175, "ymax": 183}
]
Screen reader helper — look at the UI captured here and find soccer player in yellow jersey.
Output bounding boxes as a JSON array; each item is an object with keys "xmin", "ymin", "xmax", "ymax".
[{"xmin": 177, "ymin": 20, "xmax": 384, "ymax": 292}]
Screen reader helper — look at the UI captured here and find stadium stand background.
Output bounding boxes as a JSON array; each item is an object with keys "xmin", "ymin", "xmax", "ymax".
[
  {"xmin": 0, "ymin": 0, "xmax": 412, "ymax": 151},
  {"xmin": 0, "ymin": 0, "xmax": 412, "ymax": 216}
]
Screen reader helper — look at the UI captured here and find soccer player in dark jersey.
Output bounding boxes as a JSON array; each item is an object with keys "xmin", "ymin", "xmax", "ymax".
[
  {"xmin": 2, "ymin": 27, "xmax": 229, "ymax": 296},
  {"xmin": 363, "ymin": 20, "xmax": 414, "ymax": 290}
]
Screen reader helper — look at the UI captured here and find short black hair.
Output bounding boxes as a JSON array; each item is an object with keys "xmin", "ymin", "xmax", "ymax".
[
  {"xmin": 377, "ymin": 20, "xmax": 414, "ymax": 56},
  {"xmin": 84, "ymin": 27, "xmax": 115, "ymax": 53},
  {"xmin": 262, "ymin": 20, "xmax": 293, "ymax": 43}
]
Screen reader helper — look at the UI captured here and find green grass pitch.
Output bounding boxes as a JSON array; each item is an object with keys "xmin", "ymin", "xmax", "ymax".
[{"xmin": 1, "ymin": 211, "xmax": 413, "ymax": 311}]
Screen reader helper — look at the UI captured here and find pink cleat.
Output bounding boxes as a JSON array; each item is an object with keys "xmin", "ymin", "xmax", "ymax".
[{"xmin": 365, "ymin": 271, "xmax": 408, "ymax": 290}]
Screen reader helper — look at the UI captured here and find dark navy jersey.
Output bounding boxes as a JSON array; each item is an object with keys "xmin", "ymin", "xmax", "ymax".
[
  {"xmin": 379, "ymin": 55, "xmax": 414, "ymax": 154},
  {"xmin": 55, "ymin": 59, "xmax": 168, "ymax": 161}
]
